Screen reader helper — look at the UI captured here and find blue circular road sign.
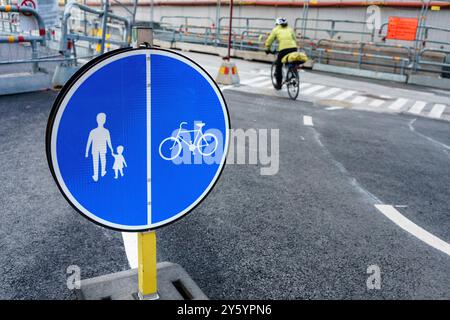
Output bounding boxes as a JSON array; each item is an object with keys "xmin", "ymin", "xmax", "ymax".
[{"xmin": 47, "ymin": 48, "xmax": 230, "ymax": 231}]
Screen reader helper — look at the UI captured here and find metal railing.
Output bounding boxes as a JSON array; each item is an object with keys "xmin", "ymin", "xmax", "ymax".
[
  {"xmin": 0, "ymin": 4, "xmax": 48, "ymax": 73},
  {"xmin": 59, "ymin": 0, "xmax": 131, "ymax": 63},
  {"xmin": 294, "ymin": 17, "xmax": 377, "ymax": 42},
  {"xmin": 150, "ymin": 7, "xmax": 450, "ymax": 78}
]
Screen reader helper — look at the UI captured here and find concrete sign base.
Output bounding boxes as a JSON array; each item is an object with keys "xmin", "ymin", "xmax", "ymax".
[{"xmin": 76, "ymin": 262, "xmax": 208, "ymax": 300}]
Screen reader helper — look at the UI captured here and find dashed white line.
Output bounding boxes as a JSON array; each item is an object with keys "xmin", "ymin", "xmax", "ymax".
[
  {"xmin": 351, "ymin": 96, "xmax": 367, "ymax": 104},
  {"xmin": 370, "ymin": 99, "xmax": 384, "ymax": 107},
  {"xmin": 302, "ymin": 85, "xmax": 325, "ymax": 95},
  {"xmin": 121, "ymin": 232, "xmax": 138, "ymax": 268},
  {"xmin": 388, "ymin": 98, "xmax": 408, "ymax": 110},
  {"xmin": 326, "ymin": 106, "xmax": 343, "ymax": 111},
  {"xmin": 303, "ymin": 115, "xmax": 313, "ymax": 126},
  {"xmin": 315, "ymin": 87, "xmax": 341, "ymax": 98},
  {"xmin": 375, "ymin": 204, "xmax": 450, "ymax": 257},
  {"xmin": 408, "ymin": 101, "xmax": 427, "ymax": 115},
  {"xmin": 428, "ymin": 104, "xmax": 446, "ymax": 118},
  {"xmin": 333, "ymin": 90, "xmax": 356, "ymax": 101}
]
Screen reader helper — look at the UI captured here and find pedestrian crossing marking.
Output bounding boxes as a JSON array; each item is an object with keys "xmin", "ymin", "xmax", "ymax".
[
  {"xmin": 228, "ymin": 74, "xmax": 448, "ymax": 120},
  {"xmin": 370, "ymin": 99, "xmax": 384, "ymax": 107},
  {"xmin": 240, "ymin": 76, "xmax": 270, "ymax": 86},
  {"xmin": 334, "ymin": 90, "xmax": 356, "ymax": 101},
  {"xmin": 429, "ymin": 104, "xmax": 446, "ymax": 118},
  {"xmin": 302, "ymin": 85, "xmax": 325, "ymax": 95},
  {"xmin": 315, "ymin": 87, "xmax": 341, "ymax": 98},
  {"xmin": 389, "ymin": 98, "xmax": 408, "ymax": 110},
  {"xmin": 351, "ymin": 96, "xmax": 367, "ymax": 104},
  {"xmin": 252, "ymin": 80, "xmax": 274, "ymax": 88},
  {"xmin": 408, "ymin": 101, "xmax": 426, "ymax": 115}
]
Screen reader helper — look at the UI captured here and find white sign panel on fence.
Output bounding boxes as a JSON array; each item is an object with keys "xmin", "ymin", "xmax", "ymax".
[{"xmin": 19, "ymin": 0, "xmax": 58, "ymax": 32}]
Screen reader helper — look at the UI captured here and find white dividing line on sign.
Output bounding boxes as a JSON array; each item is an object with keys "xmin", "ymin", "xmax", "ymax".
[
  {"xmin": 302, "ymin": 85, "xmax": 325, "ymax": 95},
  {"xmin": 370, "ymin": 99, "xmax": 384, "ymax": 107},
  {"xmin": 374, "ymin": 204, "xmax": 450, "ymax": 257},
  {"xmin": 240, "ymin": 76, "xmax": 269, "ymax": 86},
  {"xmin": 146, "ymin": 53, "xmax": 152, "ymax": 224},
  {"xmin": 351, "ymin": 96, "xmax": 367, "ymax": 104},
  {"xmin": 121, "ymin": 232, "xmax": 138, "ymax": 268},
  {"xmin": 428, "ymin": 104, "xmax": 446, "ymax": 118},
  {"xmin": 388, "ymin": 98, "xmax": 408, "ymax": 110},
  {"xmin": 408, "ymin": 101, "xmax": 427, "ymax": 115},
  {"xmin": 315, "ymin": 87, "xmax": 341, "ymax": 98},
  {"xmin": 303, "ymin": 115, "xmax": 313, "ymax": 126},
  {"xmin": 333, "ymin": 90, "xmax": 356, "ymax": 101}
]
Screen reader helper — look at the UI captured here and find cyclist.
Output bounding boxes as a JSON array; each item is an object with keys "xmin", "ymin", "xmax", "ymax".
[{"xmin": 265, "ymin": 17, "xmax": 298, "ymax": 90}]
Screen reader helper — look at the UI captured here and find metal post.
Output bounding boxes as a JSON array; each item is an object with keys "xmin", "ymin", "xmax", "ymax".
[
  {"xmin": 150, "ymin": 0, "xmax": 154, "ymax": 27},
  {"xmin": 99, "ymin": 0, "xmax": 109, "ymax": 54},
  {"xmin": 226, "ymin": 0, "xmax": 234, "ymax": 60},
  {"xmin": 215, "ymin": 0, "xmax": 221, "ymax": 46},
  {"xmin": 30, "ymin": 40, "xmax": 38, "ymax": 73}
]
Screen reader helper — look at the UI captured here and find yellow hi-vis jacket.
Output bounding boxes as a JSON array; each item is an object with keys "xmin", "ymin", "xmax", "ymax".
[{"xmin": 265, "ymin": 25, "xmax": 297, "ymax": 51}]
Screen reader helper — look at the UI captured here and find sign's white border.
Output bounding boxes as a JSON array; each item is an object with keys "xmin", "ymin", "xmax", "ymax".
[{"xmin": 49, "ymin": 48, "xmax": 230, "ymax": 231}]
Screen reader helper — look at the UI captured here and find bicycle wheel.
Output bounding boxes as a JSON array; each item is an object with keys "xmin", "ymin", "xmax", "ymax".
[
  {"xmin": 270, "ymin": 62, "xmax": 278, "ymax": 89},
  {"xmin": 197, "ymin": 133, "xmax": 218, "ymax": 156},
  {"xmin": 159, "ymin": 137, "xmax": 182, "ymax": 160},
  {"xmin": 286, "ymin": 68, "xmax": 299, "ymax": 100}
]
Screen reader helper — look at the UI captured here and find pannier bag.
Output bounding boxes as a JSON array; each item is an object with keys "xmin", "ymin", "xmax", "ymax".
[{"xmin": 281, "ymin": 51, "xmax": 309, "ymax": 64}]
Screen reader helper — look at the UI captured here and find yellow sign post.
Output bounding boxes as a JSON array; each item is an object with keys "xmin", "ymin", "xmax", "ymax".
[{"xmin": 137, "ymin": 231, "xmax": 158, "ymax": 300}]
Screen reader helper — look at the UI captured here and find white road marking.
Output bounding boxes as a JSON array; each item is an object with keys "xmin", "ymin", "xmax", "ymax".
[
  {"xmin": 409, "ymin": 118, "xmax": 450, "ymax": 151},
  {"xmin": 370, "ymin": 99, "xmax": 384, "ymax": 107},
  {"xmin": 408, "ymin": 101, "xmax": 427, "ymax": 115},
  {"xmin": 375, "ymin": 204, "xmax": 450, "ymax": 257},
  {"xmin": 428, "ymin": 104, "xmax": 446, "ymax": 118},
  {"xmin": 333, "ymin": 90, "xmax": 356, "ymax": 101},
  {"xmin": 299, "ymin": 82, "xmax": 312, "ymax": 89},
  {"xmin": 315, "ymin": 87, "xmax": 341, "ymax": 98},
  {"xmin": 388, "ymin": 98, "xmax": 408, "ymax": 110},
  {"xmin": 326, "ymin": 106, "xmax": 343, "ymax": 111},
  {"xmin": 351, "ymin": 96, "xmax": 367, "ymax": 104},
  {"xmin": 303, "ymin": 115, "xmax": 313, "ymax": 126},
  {"xmin": 252, "ymin": 79, "xmax": 274, "ymax": 88},
  {"xmin": 240, "ymin": 76, "xmax": 269, "ymax": 86},
  {"xmin": 220, "ymin": 85, "xmax": 235, "ymax": 91},
  {"xmin": 121, "ymin": 232, "xmax": 138, "ymax": 268},
  {"xmin": 302, "ymin": 85, "xmax": 325, "ymax": 95}
]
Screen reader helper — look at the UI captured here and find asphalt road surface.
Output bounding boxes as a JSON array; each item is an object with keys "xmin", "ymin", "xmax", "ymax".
[{"xmin": 0, "ymin": 78, "xmax": 449, "ymax": 299}]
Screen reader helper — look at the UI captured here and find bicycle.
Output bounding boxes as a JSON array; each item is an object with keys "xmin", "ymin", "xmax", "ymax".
[
  {"xmin": 269, "ymin": 51, "xmax": 302, "ymax": 100},
  {"xmin": 159, "ymin": 122, "xmax": 218, "ymax": 161}
]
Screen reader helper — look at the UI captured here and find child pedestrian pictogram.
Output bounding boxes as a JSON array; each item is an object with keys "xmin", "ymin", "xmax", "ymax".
[{"xmin": 112, "ymin": 146, "xmax": 127, "ymax": 179}]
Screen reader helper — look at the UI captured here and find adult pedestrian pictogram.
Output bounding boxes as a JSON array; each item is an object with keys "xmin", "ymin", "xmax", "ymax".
[{"xmin": 46, "ymin": 48, "xmax": 230, "ymax": 231}]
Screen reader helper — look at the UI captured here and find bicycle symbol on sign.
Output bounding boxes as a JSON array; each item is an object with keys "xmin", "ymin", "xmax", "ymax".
[{"xmin": 159, "ymin": 122, "xmax": 219, "ymax": 161}]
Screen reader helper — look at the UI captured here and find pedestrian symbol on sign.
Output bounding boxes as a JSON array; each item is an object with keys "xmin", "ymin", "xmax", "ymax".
[{"xmin": 85, "ymin": 113, "xmax": 114, "ymax": 182}]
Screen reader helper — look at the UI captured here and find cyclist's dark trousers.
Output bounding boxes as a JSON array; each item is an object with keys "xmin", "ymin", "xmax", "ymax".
[{"xmin": 275, "ymin": 47, "xmax": 297, "ymax": 88}]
